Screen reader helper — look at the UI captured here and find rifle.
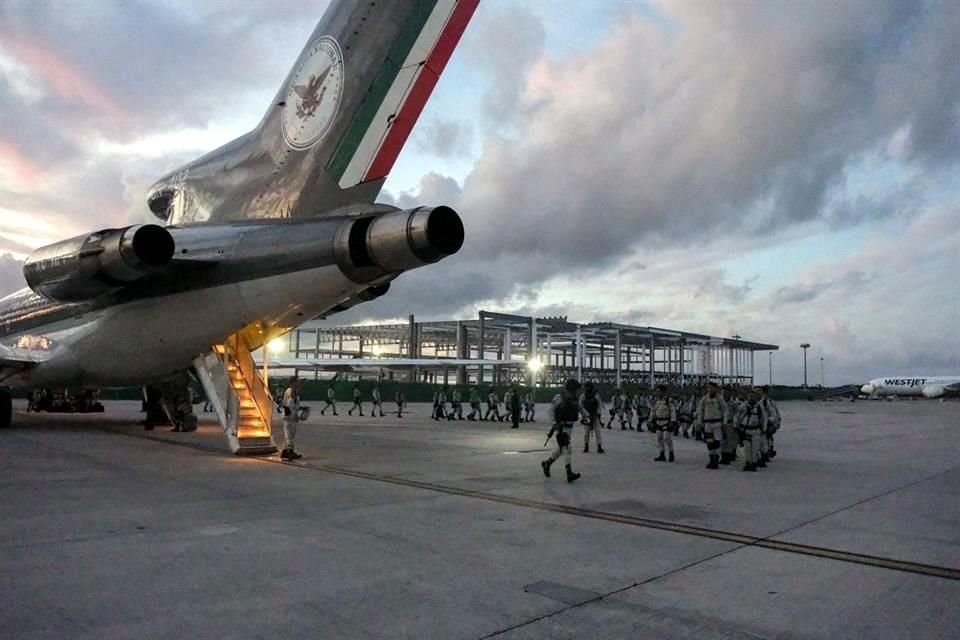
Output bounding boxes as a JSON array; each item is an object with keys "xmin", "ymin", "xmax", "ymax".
[{"xmin": 544, "ymin": 423, "xmax": 558, "ymax": 447}]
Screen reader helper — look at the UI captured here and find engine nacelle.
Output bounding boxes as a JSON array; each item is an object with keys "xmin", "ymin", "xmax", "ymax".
[
  {"xmin": 23, "ymin": 225, "xmax": 175, "ymax": 302},
  {"xmin": 334, "ymin": 205, "xmax": 464, "ymax": 283},
  {"xmin": 922, "ymin": 386, "xmax": 945, "ymax": 398}
]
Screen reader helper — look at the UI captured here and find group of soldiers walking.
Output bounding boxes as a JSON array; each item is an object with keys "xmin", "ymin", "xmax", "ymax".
[
  {"xmin": 431, "ymin": 385, "xmax": 536, "ymax": 427},
  {"xmin": 543, "ymin": 379, "xmax": 782, "ymax": 482}
]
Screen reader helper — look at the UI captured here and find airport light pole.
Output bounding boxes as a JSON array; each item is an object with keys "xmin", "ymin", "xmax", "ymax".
[
  {"xmin": 820, "ymin": 356, "xmax": 825, "ymax": 388},
  {"xmin": 769, "ymin": 351, "xmax": 773, "ymax": 386},
  {"xmin": 800, "ymin": 343, "xmax": 811, "ymax": 388}
]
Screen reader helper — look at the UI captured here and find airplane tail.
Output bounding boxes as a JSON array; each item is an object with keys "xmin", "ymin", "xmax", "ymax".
[{"xmin": 149, "ymin": 0, "xmax": 479, "ymax": 224}]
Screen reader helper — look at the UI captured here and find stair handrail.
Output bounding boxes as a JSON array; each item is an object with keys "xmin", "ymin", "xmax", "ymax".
[{"xmin": 225, "ymin": 334, "xmax": 274, "ymax": 437}]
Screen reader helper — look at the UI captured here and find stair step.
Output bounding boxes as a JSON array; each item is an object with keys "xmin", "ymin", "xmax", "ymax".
[{"xmin": 236, "ymin": 436, "xmax": 276, "ymax": 456}]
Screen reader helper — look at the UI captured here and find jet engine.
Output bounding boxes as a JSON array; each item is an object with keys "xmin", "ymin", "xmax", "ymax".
[
  {"xmin": 23, "ymin": 224, "xmax": 176, "ymax": 302},
  {"xmin": 922, "ymin": 386, "xmax": 945, "ymax": 399},
  {"xmin": 334, "ymin": 206, "xmax": 464, "ymax": 283}
]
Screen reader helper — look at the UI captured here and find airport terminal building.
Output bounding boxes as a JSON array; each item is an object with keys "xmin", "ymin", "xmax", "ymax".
[{"xmin": 274, "ymin": 311, "xmax": 778, "ymax": 388}]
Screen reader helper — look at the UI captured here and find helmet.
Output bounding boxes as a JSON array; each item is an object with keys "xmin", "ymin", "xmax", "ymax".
[{"xmin": 564, "ymin": 378, "xmax": 582, "ymax": 393}]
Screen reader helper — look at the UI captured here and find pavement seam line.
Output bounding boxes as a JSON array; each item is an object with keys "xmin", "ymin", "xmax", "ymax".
[{"xmin": 88, "ymin": 425, "xmax": 960, "ymax": 581}]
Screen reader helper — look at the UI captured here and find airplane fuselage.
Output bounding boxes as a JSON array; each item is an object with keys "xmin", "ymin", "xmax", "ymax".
[{"xmin": 860, "ymin": 376, "xmax": 960, "ymax": 398}]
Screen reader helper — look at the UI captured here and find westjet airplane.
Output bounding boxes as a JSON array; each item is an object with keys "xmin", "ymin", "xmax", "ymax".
[
  {"xmin": 860, "ymin": 376, "xmax": 960, "ymax": 399},
  {"xmin": 0, "ymin": 0, "xmax": 482, "ymax": 453}
]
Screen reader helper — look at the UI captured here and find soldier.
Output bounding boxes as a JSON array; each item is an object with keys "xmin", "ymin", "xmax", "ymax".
[
  {"xmin": 432, "ymin": 386, "xmax": 448, "ymax": 421},
  {"xmin": 736, "ymin": 388, "xmax": 768, "ymax": 472},
  {"xmin": 696, "ymin": 382, "xmax": 727, "ymax": 470},
  {"xmin": 371, "ymin": 385, "xmax": 385, "ymax": 417},
  {"xmin": 467, "ymin": 387, "xmax": 482, "ymax": 421},
  {"xmin": 395, "ymin": 389, "xmax": 406, "ymax": 418},
  {"xmin": 580, "ymin": 381, "xmax": 605, "ymax": 454},
  {"xmin": 509, "ymin": 384, "xmax": 522, "ymax": 429},
  {"xmin": 651, "ymin": 386, "xmax": 678, "ymax": 462},
  {"xmin": 720, "ymin": 385, "xmax": 740, "ymax": 464},
  {"xmin": 606, "ymin": 390, "xmax": 622, "ymax": 429},
  {"xmin": 524, "ymin": 392, "xmax": 536, "ymax": 422},
  {"xmin": 541, "ymin": 378, "xmax": 583, "ymax": 483},
  {"xmin": 280, "ymin": 377, "xmax": 303, "ymax": 460},
  {"xmin": 622, "ymin": 389, "xmax": 635, "ymax": 430},
  {"xmin": 320, "ymin": 384, "xmax": 337, "ymax": 415},
  {"xmin": 485, "ymin": 388, "xmax": 502, "ymax": 422},
  {"xmin": 348, "ymin": 383, "xmax": 364, "ymax": 416},
  {"xmin": 678, "ymin": 393, "xmax": 695, "ymax": 438},
  {"xmin": 759, "ymin": 385, "xmax": 781, "ymax": 460},
  {"xmin": 449, "ymin": 387, "xmax": 464, "ymax": 420},
  {"xmin": 635, "ymin": 392, "xmax": 649, "ymax": 432}
]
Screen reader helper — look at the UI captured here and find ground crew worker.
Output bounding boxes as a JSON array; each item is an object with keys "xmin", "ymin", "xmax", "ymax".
[
  {"xmin": 320, "ymin": 384, "xmax": 337, "ymax": 415},
  {"xmin": 696, "ymin": 382, "xmax": 727, "ymax": 470},
  {"xmin": 348, "ymin": 383, "xmax": 364, "ymax": 416},
  {"xmin": 485, "ymin": 388, "xmax": 501, "ymax": 422},
  {"xmin": 280, "ymin": 377, "xmax": 303, "ymax": 460},
  {"xmin": 580, "ymin": 381, "xmax": 604, "ymax": 454},
  {"xmin": 509, "ymin": 384, "xmax": 522, "ymax": 428},
  {"xmin": 651, "ymin": 386, "xmax": 678, "ymax": 462},
  {"xmin": 371, "ymin": 385, "xmax": 385, "ymax": 417},
  {"xmin": 395, "ymin": 390, "xmax": 405, "ymax": 418},
  {"xmin": 736, "ymin": 389, "xmax": 768, "ymax": 472},
  {"xmin": 524, "ymin": 392, "xmax": 535, "ymax": 422},
  {"xmin": 450, "ymin": 388, "xmax": 464, "ymax": 420},
  {"xmin": 467, "ymin": 387, "xmax": 482, "ymax": 420},
  {"xmin": 720, "ymin": 386, "xmax": 740, "ymax": 464},
  {"xmin": 541, "ymin": 379, "xmax": 583, "ymax": 483},
  {"xmin": 759, "ymin": 385, "xmax": 781, "ymax": 460}
]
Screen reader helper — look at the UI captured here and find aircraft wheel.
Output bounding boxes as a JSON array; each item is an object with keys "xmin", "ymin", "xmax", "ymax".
[{"xmin": 0, "ymin": 388, "xmax": 12, "ymax": 429}]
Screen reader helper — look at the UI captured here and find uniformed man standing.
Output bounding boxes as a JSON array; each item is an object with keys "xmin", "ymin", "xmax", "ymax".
[
  {"xmin": 524, "ymin": 392, "xmax": 536, "ymax": 422},
  {"xmin": 736, "ymin": 389, "xmax": 768, "ymax": 472},
  {"xmin": 696, "ymin": 382, "xmax": 727, "ymax": 470},
  {"xmin": 541, "ymin": 379, "xmax": 583, "ymax": 483},
  {"xmin": 606, "ymin": 390, "xmax": 622, "ymax": 429},
  {"xmin": 280, "ymin": 377, "xmax": 303, "ymax": 460},
  {"xmin": 720, "ymin": 385, "xmax": 740, "ymax": 464},
  {"xmin": 580, "ymin": 381, "xmax": 605, "ymax": 454},
  {"xmin": 651, "ymin": 386, "xmax": 678, "ymax": 462},
  {"xmin": 678, "ymin": 393, "xmax": 695, "ymax": 439},
  {"xmin": 759, "ymin": 385, "xmax": 781, "ymax": 460},
  {"xmin": 449, "ymin": 387, "xmax": 464, "ymax": 420},
  {"xmin": 635, "ymin": 392, "xmax": 649, "ymax": 432},
  {"xmin": 395, "ymin": 389, "xmax": 406, "ymax": 418},
  {"xmin": 348, "ymin": 383, "xmax": 364, "ymax": 416},
  {"xmin": 371, "ymin": 385, "xmax": 385, "ymax": 417},
  {"xmin": 432, "ymin": 386, "xmax": 448, "ymax": 421},
  {"xmin": 509, "ymin": 384, "xmax": 522, "ymax": 429},
  {"xmin": 320, "ymin": 384, "xmax": 338, "ymax": 416},
  {"xmin": 467, "ymin": 387, "xmax": 482, "ymax": 421}
]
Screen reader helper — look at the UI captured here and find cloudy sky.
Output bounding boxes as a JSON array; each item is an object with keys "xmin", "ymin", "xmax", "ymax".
[{"xmin": 1, "ymin": 0, "xmax": 958, "ymax": 385}]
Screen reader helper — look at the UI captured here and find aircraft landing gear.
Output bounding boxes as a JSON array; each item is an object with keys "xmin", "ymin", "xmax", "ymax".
[{"xmin": 0, "ymin": 388, "xmax": 12, "ymax": 429}]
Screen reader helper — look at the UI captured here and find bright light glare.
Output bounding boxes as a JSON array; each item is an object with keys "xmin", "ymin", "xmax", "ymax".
[
  {"xmin": 268, "ymin": 338, "xmax": 285, "ymax": 354},
  {"xmin": 528, "ymin": 358, "xmax": 543, "ymax": 373},
  {"xmin": 372, "ymin": 345, "xmax": 383, "ymax": 356}
]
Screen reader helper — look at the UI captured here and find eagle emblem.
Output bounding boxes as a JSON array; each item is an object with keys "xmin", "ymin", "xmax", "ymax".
[{"xmin": 294, "ymin": 66, "xmax": 332, "ymax": 119}]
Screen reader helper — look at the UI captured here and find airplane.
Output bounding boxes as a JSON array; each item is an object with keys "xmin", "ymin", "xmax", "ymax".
[
  {"xmin": 0, "ymin": 0, "xmax": 482, "ymax": 454},
  {"xmin": 860, "ymin": 376, "xmax": 960, "ymax": 399}
]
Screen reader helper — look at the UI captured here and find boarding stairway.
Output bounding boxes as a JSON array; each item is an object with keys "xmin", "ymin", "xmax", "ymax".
[{"xmin": 193, "ymin": 335, "xmax": 278, "ymax": 455}]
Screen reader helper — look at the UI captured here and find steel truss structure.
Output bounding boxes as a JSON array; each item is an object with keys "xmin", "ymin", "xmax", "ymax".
[{"xmin": 281, "ymin": 311, "xmax": 778, "ymax": 388}]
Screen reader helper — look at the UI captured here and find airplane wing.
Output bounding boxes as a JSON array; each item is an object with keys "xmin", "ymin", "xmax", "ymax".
[
  {"xmin": 0, "ymin": 346, "xmax": 40, "ymax": 383},
  {"xmin": 259, "ymin": 357, "xmax": 527, "ymax": 372}
]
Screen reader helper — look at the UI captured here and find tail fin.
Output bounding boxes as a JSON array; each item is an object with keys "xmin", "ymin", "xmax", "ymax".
[{"xmin": 150, "ymin": 0, "xmax": 479, "ymax": 224}]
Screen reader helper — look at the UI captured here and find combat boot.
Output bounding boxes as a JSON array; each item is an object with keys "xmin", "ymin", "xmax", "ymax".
[
  {"xmin": 654, "ymin": 453, "xmax": 666, "ymax": 462},
  {"xmin": 768, "ymin": 448, "xmax": 777, "ymax": 459},
  {"xmin": 583, "ymin": 444, "xmax": 589, "ymax": 453},
  {"xmin": 541, "ymin": 459, "xmax": 552, "ymax": 478},
  {"xmin": 597, "ymin": 446, "xmax": 605, "ymax": 454},
  {"xmin": 720, "ymin": 452, "xmax": 732, "ymax": 465},
  {"xmin": 756, "ymin": 458, "xmax": 767, "ymax": 468},
  {"xmin": 706, "ymin": 455, "xmax": 719, "ymax": 470},
  {"xmin": 565, "ymin": 465, "xmax": 581, "ymax": 483},
  {"xmin": 668, "ymin": 451, "xmax": 675, "ymax": 463},
  {"xmin": 743, "ymin": 463, "xmax": 757, "ymax": 472},
  {"xmin": 280, "ymin": 449, "xmax": 292, "ymax": 460},
  {"xmin": 288, "ymin": 450, "xmax": 302, "ymax": 460}
]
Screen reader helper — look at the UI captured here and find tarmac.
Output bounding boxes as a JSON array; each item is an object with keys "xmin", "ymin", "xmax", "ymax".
[{"xmin": 1, "ymin": 398, "xmax": 958, "ymax": 640}]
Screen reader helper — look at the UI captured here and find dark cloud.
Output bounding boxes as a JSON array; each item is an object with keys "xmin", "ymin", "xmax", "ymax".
[{"xmin": 772, "ymin": 271, "xmax": 872, "ymax": 308}]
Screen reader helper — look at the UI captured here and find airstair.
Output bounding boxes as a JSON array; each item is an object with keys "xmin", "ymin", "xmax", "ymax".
[{"xmin": 193, "ymin": 334, "xmax": 278, "ymax": 455}]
